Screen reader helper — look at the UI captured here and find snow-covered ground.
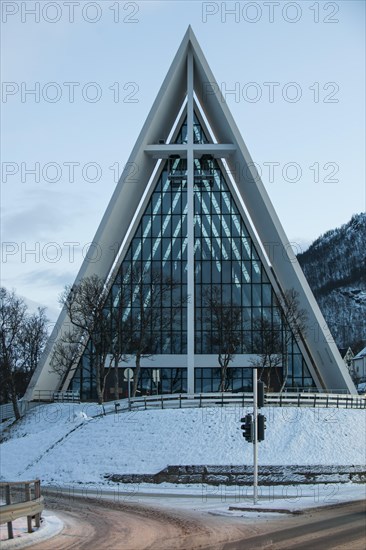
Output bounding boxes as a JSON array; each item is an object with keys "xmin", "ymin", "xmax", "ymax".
[
  {"xmin": 0, "ymin": 512, "xmax": 63, "ymax": 549},
  {"xmin": 1, "ymin": 403, "xmax": 365, "ymax": 487}
]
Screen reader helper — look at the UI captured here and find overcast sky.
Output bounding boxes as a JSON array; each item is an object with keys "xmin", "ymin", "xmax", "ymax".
[{"xmin": 1, "ymin": 0, "xmax": 365, "ymax": 321}]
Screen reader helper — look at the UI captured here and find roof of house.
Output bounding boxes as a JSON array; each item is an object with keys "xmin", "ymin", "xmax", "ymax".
[
  {"xmin": 339, "ymin": 347, "xmax": 354, "ymax": 357},
  {"xmin": 354, "ymin": 346, "xmax": 366, "ymax": 359}
]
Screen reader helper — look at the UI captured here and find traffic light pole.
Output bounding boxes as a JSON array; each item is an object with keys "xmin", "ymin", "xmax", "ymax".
[{"xmin": 253, "ymin": 368, "xmax": 258, "ymax": 505}]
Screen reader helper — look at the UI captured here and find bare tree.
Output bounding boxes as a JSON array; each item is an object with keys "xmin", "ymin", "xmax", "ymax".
[
  {"xmin": 279, "ymin": 289, "xmax": 308, "ymax": 392},
  {"xmin": 20, "ymin": 308, "xmax": 49, "ymax": 390},
  {"xmin": 204, "ymin": 286, "xmax": 242, "ymax": 392},
  {"xmin": 251, "ymin": 289, "xmax": 308, "ymax": 392},
  {"xmin": 108, "ymin": 283, "xmax": 129, "ymax": 399},
  {"xmin": 124, "ymin": 266, "xmax": 183, "ymax": 397},
  {"xmin": 0, "ymin": 288, "xmax": 48, "ymax": 419},
  {"xmin": 50, "ymin": 326, "xmax": 86, "ymax": 387},
  {"xmin": 54, "ymin": 275, "xmax": 117, "ymax": 404},
  {"xmin": 251, "ymin": 317, "xmax": 283, "ymax": 390},
  {"xmin": 52, "ymin": 269, "xmax": 182, "ymax": 402}
]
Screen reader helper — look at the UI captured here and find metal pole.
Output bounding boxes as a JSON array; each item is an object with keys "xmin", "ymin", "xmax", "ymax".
[
  {"xmin": 127, "ymin": 370, "xmax": 131, "ymax": 412},
  {"xmin": 5, "ymin": 484, "xmax": 13, "ymax": 540},
  {"xmin": 253, "ymin": 368, "xmax": 258, "ymax": 505}
]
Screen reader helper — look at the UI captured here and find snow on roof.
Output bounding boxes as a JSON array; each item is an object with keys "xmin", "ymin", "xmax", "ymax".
[{"xmin": 354, "ymin": 346, "xmax": 366, "ymax": 359}]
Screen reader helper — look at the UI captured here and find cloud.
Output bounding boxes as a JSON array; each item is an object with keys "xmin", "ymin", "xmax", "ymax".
[{"xmin": 18, "ymin": 268, "xmax": 76, "ymax": 288}]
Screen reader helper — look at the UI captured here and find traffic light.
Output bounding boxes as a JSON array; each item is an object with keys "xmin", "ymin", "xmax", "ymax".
[
  {"xmin": 240, "ymin": 414, "xmax": 253, "ymax": 442},
  {"xmin": 257, "ymin": 413, "xmax": 267, "ymax": 442},
  {"xmin": 257, "ymin": 381, "xmax": 265, "ymax": 408}
]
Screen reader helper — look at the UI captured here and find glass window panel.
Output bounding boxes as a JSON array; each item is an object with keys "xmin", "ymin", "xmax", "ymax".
[
  {"xmin": 242, "ymin": 308, "xmax": 251, "ymax": 330},
  {"xmin": 221, "ymin": 235, "xmax": 231, "ymax": 260},
  {"xmin": 293, "ymin": 355, "xmax": 303, "ymax": 377},
  {"xmin": 252, "ymin": 261, "xmax": 261, "ymax": 282},
  {"xmin": 201, "ymin": 261, "xmax": 211, "ymax": 283},
  {"xmin": 151, "ymin": 193, "xmax": 161, "ymax": 214},
  {"xmin": 142, "ymin": 217, "xmax": 152, "ymax": 238},
  {"xmin": 211, "ymin": 212, "xmax": 221, "ymax": 234},
  {"xmin": 262, "ymin": 284, "xmax": 272, "ymax": 306},
  {"xmin": 273, "ymin": 307, "xmax": 282, "ymax": 326},
  {"xmin": 241, "ymin": 238, "xmax": 251, "ymax": 261},
  {"xmin": 151, "ymin": 239, "xmax": 161, "ymax": 260},
  {"xmin": 252, "ymin": 285, "xmax": 261, "ymax": 307},
  {"xmin": 231, "ymin": 238, "xmax": 241, "ymax": 261},
  {"xmin": 162, "ymin": 192, "xmax": 171, "ymax": 214},
  {"xmin": 232, "ymin": 284, "xmax": 241, "ymax": 305},
  {"xmin": 252, "ymin": 307, "xmax": 262, "ymax": 321},
  {"xmin": 172, "ymin": 192, "xmax": 183, "ymax": 214},
  {"xmin": 181, "ymin": 215, "xmax": 187, "ymax": 235},
  {"xmin": 161, "ymin": 238, "xmax": 172, "ymax": 259},
  {"xmin": 221, "ymin": 262, "xmax": 232, "ymax": 283},
  {"xmin": 242, "ymin": 261, "xmax": 251, "ymax": 283},
  {"xmin": 303, "ymin": 361, "xmax": 312, "ymax": 378},
  {"xmin": 221, "ymin": 192, "xmax": 231, "ymax": 215},
  {"xmin": 262, "ymin": 307, "xmax": 272, "ymax": 322},
  {"xmin": 293, "ymin": 341, "xmax": 300, "ymax": 354},
  {"xmin": 201, "ymin": 213, "xmax": 212, "ymax": 236},
  {"xmin": 303, "ymin": 378, "xmax": 315, "ymax": 388},
  {"xmin": 231, "ymin": 262, "xmax": 242, "ymax": 285},
  {"xmin": 142, "ymin": 240, "xmax": 151, "ymax": 261},
  {"xmin": 251, "ymin": 246, "xmax": 260, "ymax": 261},
  {"xmin": 181, "ymin": 241, "xmax": 188, "ymax": 261},
  {"xmin": 222, "ymin": 284, "xmax": 231, "ymax": 301},
  {"xmin": 152, "ymin": 215, "xmax": 161, "ymax": 237},
  {"xmin": 162, "ymin": 217, "xmax": 172, "ymax": 237},
  {"xmin": 202, "ymin": 239, "xmax": 212, "ymax": 260},
  {"xmin": 172, "ymin": 239, "xmax": 182, "ymax": 260},
  {"xmin": 162, "ymin": 262, "xmax": 171, "ymax": 278},
  {"xmin": 211, "ymin": 238, "xmax": 222, "ymax": 261},
  {"xmin": 231, "ymin": 215, "xmax": 241, "ymax": 237},
  {"xmin": 212, "ymin": 262, "xmax": 221, "ymax": 283},
  {"xmin": 242, "ymin": 284, "xmax": 251, "ymax": 306}
]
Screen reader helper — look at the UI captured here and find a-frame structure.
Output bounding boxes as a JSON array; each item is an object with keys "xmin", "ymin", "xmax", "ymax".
[{"xmin": 25, "ymin": 27, "xmax": 356, "ymax": 400}]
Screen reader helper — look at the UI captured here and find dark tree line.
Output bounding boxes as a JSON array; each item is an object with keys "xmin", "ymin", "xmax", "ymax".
[{"xmin": 0, "ymin": 287, "xmax": 49, "ymax": 419}]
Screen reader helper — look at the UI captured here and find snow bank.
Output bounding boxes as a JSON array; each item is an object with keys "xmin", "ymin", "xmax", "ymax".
[
  {"xmin": 0, "ymin": 513, "xmax": 63, "ymax": 549},
  {"xmin": 0, "ymin": 403, "xmax": 365, "ymax": 486}
]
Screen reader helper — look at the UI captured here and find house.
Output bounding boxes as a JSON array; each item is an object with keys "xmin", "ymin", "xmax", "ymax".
[
  {"xmin": 339, "ymin": 347, "xmax": 354, "ymax": 369},
  {"xmin": 352, "ymin": 347, "xmax": 366, "ymax": 382}
]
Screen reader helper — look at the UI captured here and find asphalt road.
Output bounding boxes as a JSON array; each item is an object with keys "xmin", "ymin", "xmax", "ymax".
[
  {"xmin": 221, "ymin": 500, "xmax": 366, "ymax": 549},
  {"xmin": 31, "ymin": 493, "xmax": 365, "ymax": 550}
]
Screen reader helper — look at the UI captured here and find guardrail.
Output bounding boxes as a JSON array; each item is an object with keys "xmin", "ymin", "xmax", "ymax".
[
  {"xmin": 0, "ymin": 480, "xmax": 44, "ymax": 540},
  {"xmin": 109, "ymin": 391, "xmax": 365, "ymax": 415}
]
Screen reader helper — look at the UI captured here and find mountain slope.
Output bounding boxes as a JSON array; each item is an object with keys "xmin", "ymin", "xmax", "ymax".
[{"xmin": 298, "ymin": 213, "xmax": 366, "ymax": 350}]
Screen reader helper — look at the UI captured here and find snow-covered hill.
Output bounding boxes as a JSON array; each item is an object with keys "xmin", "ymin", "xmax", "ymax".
[
  {"xmin": 298, "ymin": 213, "xmax": 366, "ymax": 350},
  {"xmin": 0, "ymin": 404, "xmax": 365, "ymax": 487}
]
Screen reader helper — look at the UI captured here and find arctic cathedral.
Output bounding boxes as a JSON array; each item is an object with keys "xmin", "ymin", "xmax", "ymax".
[{"xmin": 25, "ymin": 28, "xmax": 355, "ymax": 402}]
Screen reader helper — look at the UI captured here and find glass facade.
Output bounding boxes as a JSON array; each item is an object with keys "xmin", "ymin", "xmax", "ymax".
[{"xmin": 71, "ymin": 113, "xmax": 316, "ymax": 399}]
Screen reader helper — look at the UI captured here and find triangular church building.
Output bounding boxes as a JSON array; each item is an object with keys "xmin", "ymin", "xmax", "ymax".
[{"xmin": 25, "ymin": 28, "xmax": 356, "ymax": 401}]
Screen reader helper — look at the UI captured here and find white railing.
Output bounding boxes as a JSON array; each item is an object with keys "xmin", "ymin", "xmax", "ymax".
[
  {"xmin": 0, "ymin": 400, "xmax": 29, "ymax": 422},
  {"xmin": 52, "ymin": 390, "xmax": 80, "ymax": 402},
  {"xmin": 24, "ymin": 390, "xmax": 365, "ymax": 421}
]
